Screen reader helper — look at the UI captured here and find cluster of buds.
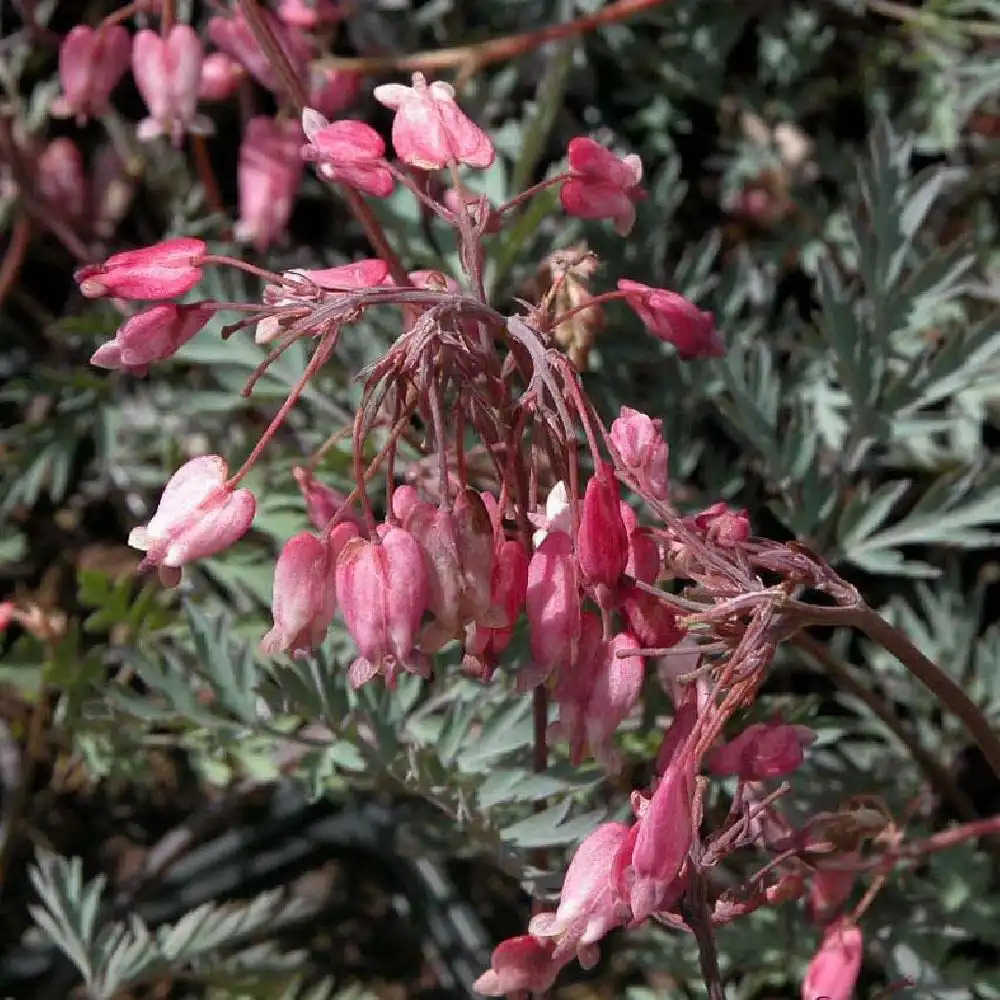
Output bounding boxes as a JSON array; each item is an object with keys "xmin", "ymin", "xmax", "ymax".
[{"xmin": 71, "ymin": 44, "xmax": 930, "ymax": 998}]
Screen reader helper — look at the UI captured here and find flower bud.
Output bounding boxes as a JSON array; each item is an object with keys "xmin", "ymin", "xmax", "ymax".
[
  {"xmin": 374, "ymin": 72, "xmax": 494, "ymax": 170},
  {"xmin": 611, "ymin": 406, "xmax": 669, "ymax": 499},
  {"xmin": 52, "ymin": 25, "xmax": 131, "ymax": 123},
  {"xmin": 802, "ymin": 920, "xmax": 863, "ymax": 1000},
  {"xmin": 128, "ymin": 455, "xmax": 255, "ymax": 586},
  {"xmin": 260, "ymin": 532, "xmax": 338, "ymax": 657},
  {"xmin": 301, "ymin": 111, "xmax": 394, "ymax": 197},
  {"xmin": 75, "ymin": 237, "xmax": 206, "ymax": 300},
  {"xmin": 618, "ymin": 279, "xmax": 725, "ymax": 359},
  {"xmin": 90, "ymin": 303, "xmax": 216, "ymax": 376},
  {"xmin": 525, "ymin": 531, "xmax": 581, "ymax": 686},
  {"xmin": 577, "ymin": 463, "xmax": 628, "ymax": 609},
  {"xmin": 707, "ymin": 721, "xmax": 814, "ymax": 781}
]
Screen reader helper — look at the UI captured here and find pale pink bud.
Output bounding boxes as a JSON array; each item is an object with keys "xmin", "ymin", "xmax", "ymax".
[
  {"xmin": 37, "ymin": 138, "xmax": 87, "ymax": 225},
  {"xmin": 128, "ymin": 455, "xmax": 255, "ymax": 586},
  {"xmin": 301, "ymin": 110, "xmax": 394, "ymax": 197},
  {"xmin": 389, "ymin": 484, "xmax": 423, "ymax": 523},
  {"xmin": 90, "ymin": 303, "xmax": 216, "ymax": 375},
  {"xmin": 560, "ymin": 137, "xmax": 645, "ymax": 236},
  {"xmin": 473, "ymin": 935, "xmax": 563, "ymax": 997},
  {"xmin": 208, "ymin": 11, "xmax": 309, "ymax": 94},
  {"xmin": 308, "ymin": 67, "xmax": 361, "ymax": 119},
  {"xmin": 260, "ymin": 532, "xmax": 338, "ymax": 657},
  {"xmin": 577, "ymin": 463, "xmax": 628, "ymax": 609},
  {"xmin": 374, "ymin": 72, "xmax": 494, "ymax": 170},
  {"xmin": 694, "ymin": 501, "xmax": 750, "ymax": 545},
  {"xmin": 334, "ymin": 527, "xmax": 429, "ymax": 688},
  {"xmin": 802, "ymin": 920, "xmax": 863, "ymax": 1000},
  {"xmin": 76, "ymin": 237, "xmax": 206, "ymax": 300},
  {"xmin": 199, "ymin": 52, "xmax": 245, "ymax": 101},
  {"xmin": 464, "ymin": 537, "xmax": 529, "ymax": 678},
  {"xmin": 234, "ymin": 116, "xmax": 303, "ymax": 252},
  {"xmin": 52, "ymin": 25, "xmax": 131, "ymax": 123},
  {"xmin": 133, "ymin": 26, "xmax": 211, "ymax": 144},
  {"xmin": 618, "ymin": 279, "xmax": 725, "ymax": 359},
  {"xmin": 611, "ymin": 406, "xmax": 669, "ymax": 499},
  {"xmin": 615, "ymin": 754, "xmax": 695, "ymax": 922},
  {"xmin": 584, "ymin": 631, "xmax": 645, "ymax": 765},
  {"xmin": 277, "ymin": 0, "xmax": 344, "ymax": 28},
  {"xmin": 528, "ymin": 821, "xmax": 630, "ymax": 965},
  {"xmin": 526, "ymin": 531, "xmax": 581, "ymax": 685}
]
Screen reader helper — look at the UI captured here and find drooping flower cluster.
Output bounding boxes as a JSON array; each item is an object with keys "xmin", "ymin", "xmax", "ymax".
[{"xmin": 65, "ymin": 48, "xmax": 924, "ymax": 1000}]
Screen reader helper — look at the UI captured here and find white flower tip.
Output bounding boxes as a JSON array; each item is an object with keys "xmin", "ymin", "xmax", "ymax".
[{"xmin": 301, "ymin": 106, "xmax": 326, "ymax": 140}]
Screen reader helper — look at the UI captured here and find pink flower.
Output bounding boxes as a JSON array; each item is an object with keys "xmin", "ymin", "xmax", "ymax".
[
  {"xmin": 560, "ymin": 137, "xmax": 645, "ymax": 236},
  {"xmin": 52, "ymin": 25, "xmax": 131, "ymax": 123},
  {"xmin": 334, "ymin": 527, "xmax": 429, "ymax": 688},
  {"xmin": 301, "ymin": 110, "xmax": 394, "ymax": 197},
  {"xmin": 707, "ymin": 721, "xmax": 815, "ymax": 781},
  {"xmin": 0, "ymin": 601, "xmax": 14, "ymax": 633},
  {"xmin": 90, "ymin": 303, "xmax": 216, "ymax": 376},
  {"xmin": 260, "ymin": 531, "xmax": 342, "ymax": 657},
  {"xmin": 128, "ymin": 455, "xmax": 255, "ymax": 587},
  {"xmin": 208, "ymin": 11, "xmax": 309, "ymax": 94},
  {"xmin": 618, "ymin": 279, "xmax": 725, "ymax": 358},
  {"xmin": 556, "ymin": 620, "xmax": 645, "ymax": 766},
  {"xmin": 75, "ymin": 237, "xmax": 206, "ymax": 300},
  {"xmin": 577, "ymin": 463, "xmax": 628, "ymax": 609},
  {"xmin": 802, "ymin": 920, "xmax": 863, "ymax": 1000},
  {"xmin": 132, "ymin": 26, "xmax": 211, "ymax": 144},
  {"xmin": 38, "ymin": 138, "xmax": 87, "ymax": 225},
  {"xmin": 473, "ymin": 935, "xmax": 564, "ymax": 997},
  {"xmin": 529, "ymin": 821, "xmax": 631, "ymax": 967},
  {"xmin": 374, "ymin": 72, "xmax": 495, "ymax": 170},
  {"xmin": 234, "ymin": 116, "xmax": 303, "ymax": 252},
  {"xmin": 693, "ymin": 501, "xmax": 750, "ymax": 545},
  {"xmin": 610, "ymin": 406, "xmax": 669, "ymax": 499},
  {"xmin": 308, "ymin": 67, "xmax": 361, "ymax": 119},
  {"xmin": 198, "ymin": 53, "xmax": 245, "ymax": 101},
  {"xmin": 808, "ymin": 855, "xmax": 859, "ymax": 925},
  {"xmin": 403, "ymin": 490, "xmax": 504, "ymax": 653},
  {"xmin": 614, "ymin": 753, "xmax": 695, "ymax": 922},
  {"xmin": 621, "ymin": 584, "xmax": 683, "ymax": 651},
  {"xmin": 525, "ymin": 531, "xmax": 581, "ymax": 687}
]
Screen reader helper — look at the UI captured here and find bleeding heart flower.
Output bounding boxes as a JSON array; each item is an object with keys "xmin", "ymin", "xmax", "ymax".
[
  {"xmin": 560, "ymin": 137, "xmax": 645, "ymax": 236},
  {"xmin": 618, "ymin": 279, "xmax": 725, "ymax": 359}
]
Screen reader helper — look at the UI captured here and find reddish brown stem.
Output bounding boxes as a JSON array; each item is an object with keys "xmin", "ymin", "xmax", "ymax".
[
  {"xmin": 317, "ymin": 0, "xmax": 669, "ymax": 76},
  {"xmin": 0, "ymin": 213, "xmax": 30, "ymax": 311}
]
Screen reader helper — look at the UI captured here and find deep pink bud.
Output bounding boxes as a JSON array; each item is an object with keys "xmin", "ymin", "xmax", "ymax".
[
  {"xmin": 707, "ymin": 722, "xmax": 815, "ymax": 781},
  {"xmin": 234, "ymin": 116, "xmax": 303, "ymax": 252},
  {"xmin": 526, "ymin": 531, "xmax": 581, "ymax": 686},
  {"xmin": 53, "ymin": 25, "xmax": 131, "ymax": 123},
  {"xmin": 374, "ymin": 72, "xmax": 494, "ymax": 170},
  {"xmin": 133, "ymin": 26, "xmax": 210, "ymax": 143},
  {"xmin": 260, "ymin": 532, "xmax": 338, "ymax": 657},
  {"xmin": 292, "ymin": 466, "xmax": 364, "ymax": 533},
  {"xmin": 473, "ymin": 935, "xmax": 563, "ymax": 997},
  {"xmin": 694, "ymin": 501, "xmax": 751, "ymax": 545},
  {"xmin": 615, "ymin": 754, "xmax": 695, "ymax": 922},
  {"xmin": 90, "ymin": 303, "xmax": 216, "ymax": 375},
  {"xmin": 38, "ymin": 138, "xmax": 87, "ymax": 224},
  {"xmin": 308, "ymin": 67, "xmax": 361, "ymax": 119},
  {"xmin": 802, "ymin": 920, "xmax": 863, "ymax": 1000},
  {"xmin": 577, "ymin": 463, "xmax": 628, "ymax": 608},
  {"xmin": 128, "ymin": 455, "xmax": 255, "ymax": 586},
  {"xmin": 301, "ymin": 110, "xmax": 394, "ymax": 197},
  {"xmin": 611, "ymin": 406, "xmax": 669, "ymax": 499},
  {"xmin": 294, "ymin": 258, "xmax": 389, "ymax": 290},
  {"xmin": 75, "ymin": 237, "xmax": 206, "ymax": 300},
  {"xmin": 618, "ymin": 279, "xmax": 725, "ymax": 359},
  {"xmin": 208, "ymin": 11, "xmax": 309, "ymax": 94},
  {"xmin": 560, "ymin": 137, "xmax": 645, "ymax": 236},
  {"xmin": 198, "ymin": 52, "xmax": 245, "ymax": 101},
  {"xmin": 334, "ymin": 527, "xmax": 429, "ymax": 688},
  {"xmin": 528, "ymin": 822, "xmax": 630, "ymax": 967}
]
